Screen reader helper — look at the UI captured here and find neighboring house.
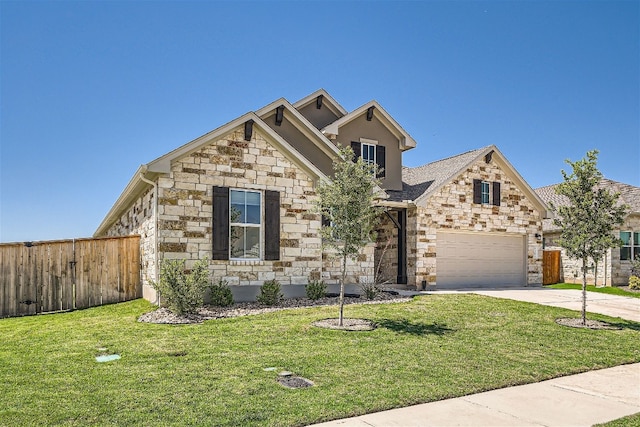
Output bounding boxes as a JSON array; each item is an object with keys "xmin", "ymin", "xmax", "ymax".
[
  {"xmin": 535, "ymin": 179, "xmax": 640, "ymax": 286},
  {"xmin": 95, "ymin": 89, "xmax": 549, "ymax": 302}
]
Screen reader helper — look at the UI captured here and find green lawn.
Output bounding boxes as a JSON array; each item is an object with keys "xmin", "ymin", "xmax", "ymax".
[
  {"xmin": 595, "ymin": 413, "xmax": 640, "ymax": 427},
  {"xmin": 1, "ymin": 295, "xmax": 639, "ymax": 426},
  {"xmin": 546, "ymin": 283, "xmax": 640, "ymax": 298}
]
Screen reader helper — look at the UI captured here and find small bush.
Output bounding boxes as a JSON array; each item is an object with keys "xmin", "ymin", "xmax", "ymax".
[
  {"xmin": 631, "ymin": 257, "xmax": 640, "ymax": 277},
  {"xmin": 257, "ymin": 279, "xmax": 283, "ymax": 306},
  {"xmin": 152, "ymin": 258, "xmax": 210, "ymax": 315},
  {"xmin": 305, "ymin": 280, "xmax": 326, "ymax": 300},
  {"xmin": 209, "ymin": 279, "xmax": 234, "ymax": 307},
  {"xmin": 360, "ymin": 281, "xmax": 379, "ymax": 300},
  {"xmin": 629, "ymin": 275, "xmax": 640, "ymax": 290}
]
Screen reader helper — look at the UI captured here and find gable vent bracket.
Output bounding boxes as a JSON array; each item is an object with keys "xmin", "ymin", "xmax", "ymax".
[
  {"xmin": 244, "ymin": 119, "xmax": 254, "ymax": 141},
  {"xmin": 485, "ymin": 150, "xmax": 494, "ymax": 164},
  {"xmin": 366, "ymin": 106, "xmax": 375, "ymax": 121},
  {"xmin": 275, "ymin": 105, "xmax": 285, "ymax": 126}
]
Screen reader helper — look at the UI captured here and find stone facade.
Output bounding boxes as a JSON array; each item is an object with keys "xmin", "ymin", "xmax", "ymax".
[
  {"xmin": 407, "ymin": 158, "xmax": 544, "ymax": 288},
  {"xmin": 105, "ymin": 125, "xmax": 378, "ymax": 297},
  {"xmin": 545, "ymin": 213, "xmax": 640, "ymax": 286},
  {"xmin": 106, "ymin": 187, "xmax": 157, "ymax": 300}
]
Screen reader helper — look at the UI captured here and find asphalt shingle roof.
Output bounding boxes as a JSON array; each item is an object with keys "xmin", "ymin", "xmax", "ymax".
[
  {"xmin": 535, "ymin": 179, "xmax": 640, "ymax": 231},
  {"xmin": 386, "ymin": 147, "xmax": 489, "ymax": 202}
]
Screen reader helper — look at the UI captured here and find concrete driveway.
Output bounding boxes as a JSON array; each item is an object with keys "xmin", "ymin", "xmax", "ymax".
[{"xmin": 467, "ymin": 288, "xmax": 640, "ymax": 322}]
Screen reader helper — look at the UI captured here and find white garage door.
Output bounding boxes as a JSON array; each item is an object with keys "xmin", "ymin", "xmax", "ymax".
[{"xmin": 437, "ymin": 232, "xmax": 526, "ymax": 288}]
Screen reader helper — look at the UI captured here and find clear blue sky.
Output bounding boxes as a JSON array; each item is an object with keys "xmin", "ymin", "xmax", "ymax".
[{"xmin": 1, "ymin": 1, "xmax": 638, "ymax": 243}]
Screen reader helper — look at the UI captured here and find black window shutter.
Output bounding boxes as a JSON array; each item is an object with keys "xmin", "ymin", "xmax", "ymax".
[
  {"xmin": 492, "ymin": 181, "xmax": 501, "ymax": 206},
  {"xmin": 376, "ymin": 145, "xmax": 386, "ymax": 178},
  {"xmin": 473, "ymin": 179, "xmax": 482, "ymax": 204},
  {"xmin": 212, "ymin": 186, "xmax": 230, "ymax": 260},
  {"xmin": 350, "ymin": 141, "xmax": 361, "ymax": 162},
  {"xmin": 264, "ymin": 190, "xmax": 280, "ymax": 260}
]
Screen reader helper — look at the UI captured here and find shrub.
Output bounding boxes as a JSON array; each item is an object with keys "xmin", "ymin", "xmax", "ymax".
[
  {"xmin": 629, "ymin": 275, "xmax": 640, "ymax": 290},
  {"xmin": 631, "ymin": 257, "xmax": 640, "ymax": 277},
  {"xmin": 208, "ymin": 278, "xmax": 234, "ymax": 307},
  {"xmin": 360, "ymin": 280, "xmax": 379, "ymax": 300},
  {"xmin": 152, "ymin": 258, "xmax": 210, "ymax": 315},
  {"xmin": 305, "ymin": 280, "xmax": 326, "ymax": 300},
  {"xmin": 257, "ymin": 279, "xmax": 283, "ymax": 306}
]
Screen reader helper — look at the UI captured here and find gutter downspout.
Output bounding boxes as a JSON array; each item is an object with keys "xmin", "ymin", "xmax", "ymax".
[{"xmin": 139, "ymin": 169, "xmax": 160, "ymax": 305}]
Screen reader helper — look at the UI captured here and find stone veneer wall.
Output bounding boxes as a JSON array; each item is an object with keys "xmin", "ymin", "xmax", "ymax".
[
  {"xmin": 374, "ymin": 213, "xmax": 400, "ymax": 285},
  {"xmin": 408, "ymin": 158, "xmax": 544, "ymax": 288},
  {"xmin": 322, "ymin": 244, "xmax": 375, "ymax": 286},
  {"xmin": 154, "ymin": 126, "xmax": 327, "ymax": 287},
  {"xmin": 545, "ymin": 214, "xmax": 640, "ymax": 286},
  {"xmin": 105, "ymin": 187, "xmax": 157, "ymax": 300}
]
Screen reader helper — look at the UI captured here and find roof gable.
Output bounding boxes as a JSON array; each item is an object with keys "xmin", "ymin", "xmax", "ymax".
[
  {"xmin": 321, "ymin": 101, "xmax": 417, "ymax": 151},
  {"xmin": 292, "ymin": 89, "xmax": 348, "ymax": 118},
  {"xmin": 255, "ymin": 98, "xmax": 341, "ymax": 162},
  {"xmin": 403, "ymin": 145, "xmax": 549, "ymax": 216}
]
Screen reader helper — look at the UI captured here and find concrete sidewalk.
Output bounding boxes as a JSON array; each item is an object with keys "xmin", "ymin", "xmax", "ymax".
[
  {"xmin": 469, "ymin": 288, "xmax": 640, "ymax": 322},
  {"xmin": 310, "ymin": 363, "xmax": 640, "ymax": 427},
  {"xmin": 309, "ymin": 288, "xmax": 640, "ymax": 427}
]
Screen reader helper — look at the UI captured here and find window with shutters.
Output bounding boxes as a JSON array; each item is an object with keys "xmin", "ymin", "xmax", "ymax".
[
  {"xmin": 213, "ymin": 186, "xmax": 279, "ymax": 261},
  {"xmin": 473, "ymin": 179, "xmax": 501, "ymax": 207},
  {"xmin": 230, "ymin": 189, "xmax": 261, "ymax": 259},
  {"xmin": 351, "ymin": 140, "xmax": 386, "ymax": 179},
  {"xmin": 362, "ymin": 143, "xmax": 376, "ymax": 167},
  {"xmin": 481, "ymin": 181, "xmax": 491, "ymax": 205}
]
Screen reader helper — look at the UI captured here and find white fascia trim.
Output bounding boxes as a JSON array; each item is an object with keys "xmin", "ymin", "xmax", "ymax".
[
  {"xmin": 413, "ymin": 145, "xmax": 551, "ymax": 218},
  {"xmin": 490, "ymin": 146, "xmax": 551, "ymax": 218},
  {"xmin": 147, "ymin": 112, "xmax": 257, "ymax": 173},
  {"xmin": 322, "ymin": 101, "xmax": 417, "ymax": 151},
  {"xmin": 292, "ymin": 88, "xmax": 348, "ymax": 117},
  {"xmin": 255, "ymin": 98, "xmax": 341, "ymax": 160},
  {"xmin": 94, "ymin": 165, "xmax": 151, "ymax": 237}
]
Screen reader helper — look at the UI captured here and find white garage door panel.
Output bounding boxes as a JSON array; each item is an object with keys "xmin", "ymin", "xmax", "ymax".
[{"xmin": 437, "ymin": 232, "xmax": 525, "ymax": 288}]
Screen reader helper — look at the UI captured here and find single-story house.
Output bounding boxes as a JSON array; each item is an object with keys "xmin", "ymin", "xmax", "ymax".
[
  {"xmin": 95, "ymin": 89, "xmax": 549, "ymax": 302},
  {"xmin": 536, "ymin": 179, "xmax": 640, "ymax": 286}
]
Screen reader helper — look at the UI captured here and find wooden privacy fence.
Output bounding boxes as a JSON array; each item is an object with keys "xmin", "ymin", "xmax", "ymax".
[
  {"xmin": 543, "ymin": 250, "xmax": 561, "ymax": 285},
  {"xmin": 0, "ymin": 235, "xmax": 141, "ymax": 318}
]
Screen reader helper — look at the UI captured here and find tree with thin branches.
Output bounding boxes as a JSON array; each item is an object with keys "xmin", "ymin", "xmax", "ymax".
[
  {"xmin": 552, "ymin": 150, "xmax": 627, "ymax": 325},
  {"xmin": 315, "ymin": 146, "xmax": 383, "ymax": 326}
]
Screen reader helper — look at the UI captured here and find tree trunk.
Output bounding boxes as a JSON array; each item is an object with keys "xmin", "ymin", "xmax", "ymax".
[
  {"xmin": 339, "ymin": 252, "xmax": 347, "ymax": 327},
  {"xmin": 594, "ymin": 261, "xmax": 599, "ymax": 287},
  {"xmin": 581, "ymin": 258, "xmax": 587, "ymax": 325}
]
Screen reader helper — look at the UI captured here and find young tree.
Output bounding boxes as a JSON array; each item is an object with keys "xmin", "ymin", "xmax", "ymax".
[
  {"xmin": 315, "ymin": 146, "xmax": 384, "ymax": 326},
  {"xmin": 552, "ymin": 150, "xmax": 627, "ymax": 325}
]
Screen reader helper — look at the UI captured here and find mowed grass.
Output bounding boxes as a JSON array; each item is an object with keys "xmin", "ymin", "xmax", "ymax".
[
  {"xmin": 1, "ymin": 295, "xmax": 639, "ymax": 426},
  {"xmin": 546, "ymin": 283, "xmax": 640, "ymax": 298}
]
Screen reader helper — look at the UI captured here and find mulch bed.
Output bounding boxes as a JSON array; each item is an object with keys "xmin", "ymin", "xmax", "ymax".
[
  {"xmin": 138, "ymin": 292, "xmax": 412, "ymax": 324},
  {"xmin": 555, "ymin": 317, "xmax": 621, "ymax": 330}
]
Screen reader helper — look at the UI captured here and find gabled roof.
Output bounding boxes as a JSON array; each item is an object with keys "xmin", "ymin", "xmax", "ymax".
[
  {"xmin": 292, "ymin": 88, "xmax": 348, "ymax": 118},
  {"xmin": 255, "ymin": 97, "xmax": 341, "ymax": 160},
  {"xmin": 390, "ymin": 145, "xmax": 550, "ymax": 217},
  {"xmin": 95, "ymin": 112, "xmax": 330, "ymax": 237},
  {"xmin": 535, "ymin": 179, "xmax": 640, "ymax": 232},
  {"xmin": 321, "ymin": 100, "xmax": 417, "ymax": 151}
]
